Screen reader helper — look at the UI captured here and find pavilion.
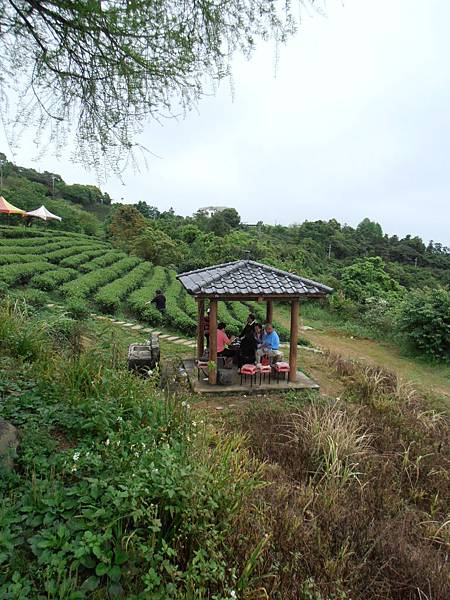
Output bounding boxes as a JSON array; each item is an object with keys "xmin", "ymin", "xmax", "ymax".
[{"xmin": 177, "ymin": 260, "xmax": 333, "ymax": 389}]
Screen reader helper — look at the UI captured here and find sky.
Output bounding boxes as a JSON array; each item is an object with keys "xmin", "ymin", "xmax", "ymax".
[{"xmin": 2, "ymin": 0, "xmax": 450, "ymax": 245}]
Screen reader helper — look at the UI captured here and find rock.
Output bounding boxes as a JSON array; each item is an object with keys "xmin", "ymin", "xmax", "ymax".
[
  {"xmin": 0, "ymin": 419, "xmax": 18, "ymax": 470},
  {"xmin": 300, "ymin": 325, "xmax": 314, "ymax": 331}
]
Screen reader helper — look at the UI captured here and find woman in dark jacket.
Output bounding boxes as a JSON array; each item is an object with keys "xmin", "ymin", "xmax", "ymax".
[{"xmin": 238, "ymin": 327, "xmax": 258, "ymax": 367}]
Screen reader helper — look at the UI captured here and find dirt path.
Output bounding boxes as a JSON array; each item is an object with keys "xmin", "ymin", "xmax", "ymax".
[{"xmin": 301, "ymin": 328, "xmax": 450, "ymax": 403}]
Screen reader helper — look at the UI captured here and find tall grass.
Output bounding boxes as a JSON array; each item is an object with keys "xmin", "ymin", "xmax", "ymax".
[
  {"xmin": 288, "ymin": 402, "xmax": 372, "ymax": 488},
  {"xmin": 226, "ymin": 356, "xmax": 450, "ymax": 600}
]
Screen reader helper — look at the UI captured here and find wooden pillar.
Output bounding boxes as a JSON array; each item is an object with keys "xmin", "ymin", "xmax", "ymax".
[
  {"xmin": 196, "ymin": 297, "xmax": 204, "ymax": 360},
  {"xmin": 266, "ymin": 299, "xmax": 273, "ymax": 324},
  {"xmin": 289, "ymin": 298, "xmax": 299, "ymax": 383},
  {"xmin": 208, "ymin": 299, "xmax": 218, "ymax": 385}
]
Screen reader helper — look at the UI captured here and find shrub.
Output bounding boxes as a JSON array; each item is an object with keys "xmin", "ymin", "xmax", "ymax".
[
  {"xmin": 80, "ymin": 250, "xmax": 126, "ymax": 272},
  {"xmin": 61, "ymin": 257, "xmax": 140, "ymax": 299},
  {"xmin": 164, "ymin": 272, "xmax": 197, "ymax": 334},
  {"xmin": 94, "ymin": 263, "xmax": 153, "ymax": 313},
  {"xmin": 9, "ymin": 288, "xmax": 50, "ymax": 307},
  {"xmin": 397, "ymin": 287, "xmax": 450, "ymax": 361},
  {"xmin": 360, "ymin": 296, "xmax": 398, "ymax": 337},
  {"xmin": 0, "ymin": 261, "xmax": 56, "ymax": 285},
  {"xmin": 0, "ymin": 253, "xmax": 41, "ymax": 265},
  {"xmin": 341, "ymin": 257, "xmax": 403, "ymax": 304},
  {"xmin": 60, "ymin": 249, "xmax": 110, "ymax": 268},
  {"xmin": 66, "ymin": 296, "xmax": 90, "ymax": 320},
  {"xmin": 30, "ymin": 268, "xmax": 78, "ymax": 291},
  {"xmin": 128, "ymin": 266, "xmax": 168, "ymax": 324}
]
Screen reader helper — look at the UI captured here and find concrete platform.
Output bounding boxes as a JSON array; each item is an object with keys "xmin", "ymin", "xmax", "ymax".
[{"xmin": 183, "ymin": 358, "xmax": 320, "ymax": 395}]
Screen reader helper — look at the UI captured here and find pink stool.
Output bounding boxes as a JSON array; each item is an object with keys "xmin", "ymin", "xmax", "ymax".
[
  {"xmin": 273, "ymin": 361, "xmax": 290, "ymax": 383},
  {"xmin": 240, "ymin": 364, "xmax": 257, "ymax": 387},
  {"xmin": 196, "ymin": 360, "xmax": 208, "ymax": 380},
  {"xmin": 256, "ymin": 364, "xmax": 272, "ymax": 385}
]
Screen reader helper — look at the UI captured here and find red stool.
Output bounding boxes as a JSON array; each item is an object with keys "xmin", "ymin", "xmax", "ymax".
[
  {"xmin": 240, "ymin": 364, "xmax": 257, "ymax": 387},
  {"xmin": 273, "ymin": 361, "xmax": 290, "ymax": 383},
  {"xmin": 196, "ymin": 360, "xmax": 208, "ymax": 380},
  {"xmin": 256, "ymin": 364, "xmax": 272, "ymax": 385}
]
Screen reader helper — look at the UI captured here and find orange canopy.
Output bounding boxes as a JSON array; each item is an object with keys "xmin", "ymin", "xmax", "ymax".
[{"xmin": 0, "ymin": 196, "xmax": 26, "ymax": 215}]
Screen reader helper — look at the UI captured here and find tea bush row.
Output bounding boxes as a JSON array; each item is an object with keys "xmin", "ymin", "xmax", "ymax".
[
  {"xmin": 128, "ymin": 266, "xmax": 169, "ymax": 324},
  {"xmin": 80, "ymin": 250, "xmax": 127, "ymax": 273},
  {"xmin": 0, "ymin": 240, "xmax": 72, "ymax": 255},
  {"xmin": 0, "ymin": 261, "xmax": 56, "ymax": 286},
  {"xmin": 95, "ymin": 263, "xmax": 154, "ymax": 313},
  {"xmin": 59, "ymin": 248, "xmax": 111, "ymax": 268},
  {"xmin": 30, "ymin": 268, "xmax": 79, "ymax": 291},
  {"xmin": 44, "ymin": 244, "xmax": 107, "ymax": 263},
  {"xmin": 61, "ymin": 257, "xmax": 141, "ymax": 299},
  {"xmin": 164, "ymin": 272, "xmax": 197, "ymax": 334},
  {"xmin": 0, "ymin": 253, "xmax": 41, "ymax": 265}
]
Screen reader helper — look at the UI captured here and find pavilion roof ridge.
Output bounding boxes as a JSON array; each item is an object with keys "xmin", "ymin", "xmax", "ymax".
[
  {"xmin": 177, "ymin": 260, "xmax": 333, "ymax": 297},
  {"xmin": 176, "ymin": 261, "xmax": 245, "ymax": 294},
  {"xmin": 245, "ymin": 260, "xmax": 333, "ymax": 293},
  {"xmin": 176, "ymin": 260, "xmax": 243, "ymax": 278}
]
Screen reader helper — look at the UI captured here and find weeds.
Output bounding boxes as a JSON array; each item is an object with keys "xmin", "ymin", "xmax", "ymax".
[
  {"xmin": 0, "ymin": 300, "xmax": 261, "ymax": 598},
  {"xmin": 226, "ymin": 355, "xmax": 450, "ymax": 600},
  {"xmin": 288, "ymin": 402, "xmax": 372, "ymax": 488}
]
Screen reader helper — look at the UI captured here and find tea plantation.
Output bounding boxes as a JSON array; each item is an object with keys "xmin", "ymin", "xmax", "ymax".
[{"xmin": 0, "ymin": 227, "xmax": 292, "ymax": 338}]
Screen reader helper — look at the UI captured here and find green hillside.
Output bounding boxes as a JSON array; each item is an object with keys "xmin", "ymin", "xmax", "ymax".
[{"xmin": 0, "ymin": 226, "xmax": 296, "ymax": 340}]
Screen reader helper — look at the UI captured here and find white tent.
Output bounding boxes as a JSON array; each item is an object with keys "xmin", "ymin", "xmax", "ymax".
[{"xmin": 26, "ymin": 205, "xmax": 62, "ymax": 221}]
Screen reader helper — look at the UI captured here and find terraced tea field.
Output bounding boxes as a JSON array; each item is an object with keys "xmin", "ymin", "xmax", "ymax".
[{"xmin": 0, "ymin": 227, "xmax": 293, "ymax": 338}]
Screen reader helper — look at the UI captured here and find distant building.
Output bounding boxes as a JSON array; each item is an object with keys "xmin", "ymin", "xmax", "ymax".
[{"xmin": 197, "ymin": 206, "xmax": 229, "ymax": 217}]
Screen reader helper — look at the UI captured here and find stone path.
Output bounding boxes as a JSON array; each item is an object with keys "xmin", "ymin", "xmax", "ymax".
[
  {"xmin": 48, "ymin": 304, "xmax": 197, "ymax": 348},
  {"xmin": 46, "ymin": 304, "xmax": 321, "ymax": 353}
]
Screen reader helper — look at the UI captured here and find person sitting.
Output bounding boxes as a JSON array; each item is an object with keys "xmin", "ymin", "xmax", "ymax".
[
  {"xmin": 240, "ymin": 313, "xmax": 256, "ymax": 339},
  {"xmin": 255, "ymin": 323, "xmax": 280, "ymax": 363},
  {"xmin": 254, "ymin": 322, "xmax": 263, "ymax": 345},
  {"xmin": 238, "ymin": 326, "xmax": 258, "ymax": 367},
  {"xmin": 217, "ymin": 322, "xmax": 235, "ymax": 358}
]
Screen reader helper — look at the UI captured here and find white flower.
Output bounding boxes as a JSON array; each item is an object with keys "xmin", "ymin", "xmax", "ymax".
[
  {"xmin": 105, "ymin": 439, "xmax": 110, "ymax": 446},
  {"xmin": 71, "ymin": 465, "xmax": 77, "ymax": 473},
  {"xmin": 116, "ymin": 416, "xmax": 123, "ymax": 423},
  {"xmin": 230, "ymin": 591, "xmax": 237, "ymax": 599},
  {"xmin": 192, "ymin": 421, "xmax": 197, "ymax": 427},
  {"xmin": 73, "ymin": 451, "xmax": 80, "ymax": 462}
]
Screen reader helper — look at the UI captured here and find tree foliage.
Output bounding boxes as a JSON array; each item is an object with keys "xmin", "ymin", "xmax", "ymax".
[
  {"xmin": 107, "ymin": 205, "xmax": 148, "ymax": 248},
  {"xmin": 0, "ymin": 0, "xmax": 300, "ymax": 168},
  {"xmin": 132, "ymin": 226, "xmax": 185, "ymax": 267},
  {"xmin": 398, "ymin": 288, "xmax": 450, "ymax": 361},
  {"xmin": 340, "ymin": 257, "xmax": 403, "ymax": 304}
]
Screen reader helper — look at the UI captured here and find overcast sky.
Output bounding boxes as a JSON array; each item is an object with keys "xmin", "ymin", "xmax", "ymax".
[{"xmin": 2, "ymin": 0, "xmax": 450, "ymax": 245}]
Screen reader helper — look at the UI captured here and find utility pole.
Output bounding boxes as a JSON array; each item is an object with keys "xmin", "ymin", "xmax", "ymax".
[
  {"xmin": 51, "ymin": 176, "xmax": 56, "ymax": 198},
  {"xmin": 0, "ymin": 159, "xmax": 5, "ymax": 191},
  {"xmin": 414, "ymin": 257, "xmax": 418, "ymax": 267},
  {"xmin": 327, "ymin": 243, "xmax": 332, "ymax": 259}
]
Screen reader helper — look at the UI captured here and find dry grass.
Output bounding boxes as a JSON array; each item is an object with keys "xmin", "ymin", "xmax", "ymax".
[
  {"xmin": 288, "ymin": 402, "xmax": 372, "ymax": 488},
  {"xmin": 223, "ymin": 353, "xmax": 450, "ymax": 600}
]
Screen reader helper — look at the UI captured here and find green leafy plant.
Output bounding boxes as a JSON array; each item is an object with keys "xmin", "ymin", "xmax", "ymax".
[{"xmin": 397, "ymin": 287, "xmax": 450, "ymax": 361}]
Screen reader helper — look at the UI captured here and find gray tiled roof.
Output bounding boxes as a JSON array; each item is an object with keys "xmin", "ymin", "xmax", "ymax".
[{"xmin": 177, "ymin": 260, "xmax": 333, "ymax": 297}]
